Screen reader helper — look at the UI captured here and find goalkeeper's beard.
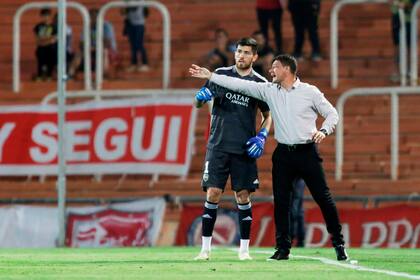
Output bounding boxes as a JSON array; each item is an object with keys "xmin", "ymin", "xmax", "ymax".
[{"xmin": 236, "ymin": 61, "xmax": 252, "ymax": 71}]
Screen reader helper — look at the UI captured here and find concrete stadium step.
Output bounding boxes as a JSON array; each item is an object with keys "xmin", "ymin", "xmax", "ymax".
[{"xmin": 1, "ymin": 177, "xmax": 419, "ymax": 200}]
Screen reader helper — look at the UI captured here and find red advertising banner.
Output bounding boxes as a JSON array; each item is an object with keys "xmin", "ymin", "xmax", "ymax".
[
  {"xmin": 306, "ymin": 204, "xmax": 420, "ymax": 248},
  {"xmin": 0, "ymin": 97, "xmax": 196, "ymax": 176},
  {"xmin": 66, "ymin": 209, "xmax": 152, "ymax": 247},
  {"xmin": 176, "ymin": 204, "xmax": 420, "ymax": 248}
]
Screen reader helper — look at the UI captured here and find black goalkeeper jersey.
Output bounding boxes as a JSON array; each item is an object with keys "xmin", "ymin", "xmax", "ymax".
[{"xmin": 205, "ymin": 66, "xmax": 270, "ymax": 154}]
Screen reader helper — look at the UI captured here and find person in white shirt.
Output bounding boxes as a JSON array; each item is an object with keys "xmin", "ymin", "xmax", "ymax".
[{"xmin": 189, "ymin": 54, "xmax": 349, "ymax": 262}]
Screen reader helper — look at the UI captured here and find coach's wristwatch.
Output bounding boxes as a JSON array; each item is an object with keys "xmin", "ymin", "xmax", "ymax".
[{"xmin": 320, "ymin": 129, "xmax": 328, "ymax": 136}]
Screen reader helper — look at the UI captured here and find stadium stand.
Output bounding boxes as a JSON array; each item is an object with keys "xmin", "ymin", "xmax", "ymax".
[{"xmin": 0, "ymin": 0, "xmax": 419, "ymax": 211}]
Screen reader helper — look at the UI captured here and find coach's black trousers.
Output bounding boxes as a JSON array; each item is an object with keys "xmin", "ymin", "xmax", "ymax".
[{"xmin": 272, "ymin": 142, "xmax": 344, "ymax": 250}]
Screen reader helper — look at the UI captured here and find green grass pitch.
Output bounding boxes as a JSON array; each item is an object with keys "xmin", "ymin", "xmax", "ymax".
[{"xmin": 0, "ymin": 247, "xmax": 418, "ymax": 279}]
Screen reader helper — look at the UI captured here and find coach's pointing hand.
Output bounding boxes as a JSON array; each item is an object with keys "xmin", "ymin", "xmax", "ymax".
[{"xmin": 189, "ymin": 64, "xmax": 212, "ymax": 79}]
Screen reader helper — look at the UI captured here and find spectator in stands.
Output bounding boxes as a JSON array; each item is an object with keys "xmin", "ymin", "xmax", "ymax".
[
  {"xmin": 288, "ymin": 0, "xmax": 322, "ymax": 61},
  {"xmin": 290, "ymin": 178, "xmax": 305, "ymax": 247},
  {"xmin": 255, "ymin": 0, "xmax": 284, "ymax": 54},
  {"xmin": 200, "ymin": 28, "xmax": 236, "ymax": 71},
  {"xmin": 389, "ymin": 0, "xmax": 416, "ymax": 83},
  {"xmin": 33, "ymin": 8, "xmax": 57, "ymax": 81},
  {"xmin": 123, "ymin": 3, "xmax": 150, "ymax": 72},
  {"xmin": 252, "ymin": 30, "xmax": 275, "ymax": 79},
  {"xmin": 68, "ymin": 9, "xmax": 119, "ymax": 79},
  {"xmin": 102, "ymin": 18, "xmax": 121, "ymax": 80}
]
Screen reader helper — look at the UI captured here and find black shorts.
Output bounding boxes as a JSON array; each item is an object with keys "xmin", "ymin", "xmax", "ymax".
[{"xmin": 201, "ymin": 149, "xmax": 259, "ymax": 192}]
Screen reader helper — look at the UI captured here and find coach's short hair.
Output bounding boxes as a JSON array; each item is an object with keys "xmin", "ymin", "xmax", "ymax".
[
  {"xmin": 273, "ymin": 54, "xmax": 298, "ymax": 74},
  {"xmin": 236, "ymin": 37, "xmax": 258, "ymax": 55}
]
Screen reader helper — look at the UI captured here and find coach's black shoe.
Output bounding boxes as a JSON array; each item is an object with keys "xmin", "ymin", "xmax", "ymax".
[
  {"xmin": 335, "ymin": 245, "xmax": 348, "ymax": 261},
  {"xmin": 267, "ymin": 248, "xmax": 289, "ymax": 261}
]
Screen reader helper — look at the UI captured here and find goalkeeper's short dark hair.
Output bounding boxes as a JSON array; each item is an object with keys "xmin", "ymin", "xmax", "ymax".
[{"xmin": 236, "ymin": 37, "xmax": 258, "ymax": 55}]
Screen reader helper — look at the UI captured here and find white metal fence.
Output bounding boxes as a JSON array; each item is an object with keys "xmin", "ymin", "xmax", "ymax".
[
  {"xmin": 330, "ymin": 0, "xmax": 409, "ymax": 88},
  {"xmin": 95, "ymin": 0, "xmax": 171, "ymax": 90},
  {"xmin": 13, "ymin": 1, "xmax": 91, "ymax": 92},
  {"xmin": 335, "ymin": 86, "xmax": 420, "ymax": 181},
  {"xmin": 12, "ymin": 1, "xmax": 171, "ymax": 92}
]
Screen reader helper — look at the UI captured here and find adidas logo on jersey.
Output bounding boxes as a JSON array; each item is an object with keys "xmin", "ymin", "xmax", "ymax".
[
  {"xmin": 253, "ymin": 179, "xmax": 259, "ymax": 184},
  {"xmin": 242, "ymin": 216, "xmax": 253, "ymax": 221},
  {"xmin": 202, "ymin": 214, "xmax": 212, "ymax": 219}
]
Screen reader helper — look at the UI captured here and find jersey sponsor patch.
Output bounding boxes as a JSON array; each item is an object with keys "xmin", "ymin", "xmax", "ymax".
[{"xmin": 225, "ymin": 92, "xmax": 250, "ymax": 107}]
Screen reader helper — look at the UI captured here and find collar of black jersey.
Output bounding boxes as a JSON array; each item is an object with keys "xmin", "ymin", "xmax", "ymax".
[{"xmin": 233, "ymin": 66, "xmax": 254, "ymax": 77}]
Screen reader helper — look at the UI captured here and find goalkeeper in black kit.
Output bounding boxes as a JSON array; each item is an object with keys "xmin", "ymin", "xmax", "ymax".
[{"xmin": 193, "ymin": 37, "xmax": 272, "ymax": 261}]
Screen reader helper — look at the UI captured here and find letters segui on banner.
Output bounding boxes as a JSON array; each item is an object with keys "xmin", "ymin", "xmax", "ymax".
[
  {"xmin": 176, "ymin": 203, "xmax": 420, "ymax": 248},
  {"xmin": 0, "ymin": 97, "xmax": 197, "ymax": 176}
]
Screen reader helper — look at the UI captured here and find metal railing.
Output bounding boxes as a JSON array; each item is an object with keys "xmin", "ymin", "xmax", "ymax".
[
  {"xmin": 330, "ymin": 0, "xmax": 409, "ymax": 89},
  {"xmin": 335, "ymin": 86, "xmax": 420, "ymax": 181},
  {"xmin": 96, "ymin": 1, "xmax": 171, "ymax": 90},
  {"xmin": 373, "ymin": 193, "xmax": 420, "ymax": 207},
  {"xmin": 410, "ymin": 0, "xmax": 420, "ymax": 86},
  {"xmin": 56, "ymin": 0, "xmax": 68, "ymax": 247},
  {"xmin": 398, "ymin": 8, "xmax": 408, "ymax": 86},
  {"xmin": 13, "ymin": 1, "xmax": 92, "ymax": 92},
  {"xmin": 42, "ymin": 88, "xmax": 195, "ymax": 104}
]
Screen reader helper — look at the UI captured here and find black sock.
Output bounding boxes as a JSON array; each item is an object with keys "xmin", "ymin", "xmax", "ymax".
[
  {"xmin": 238, "ymin": 202, "xmax": 252, "ymax": 239},
  {"xmin": 202, "ymin": 200, "xmax": 218, "ymax": 237}
]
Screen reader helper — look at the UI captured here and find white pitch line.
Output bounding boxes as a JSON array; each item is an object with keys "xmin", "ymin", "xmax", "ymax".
[{"xmin": 253, "ymin": 249, "xmax": 420, "ymax": 280}]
